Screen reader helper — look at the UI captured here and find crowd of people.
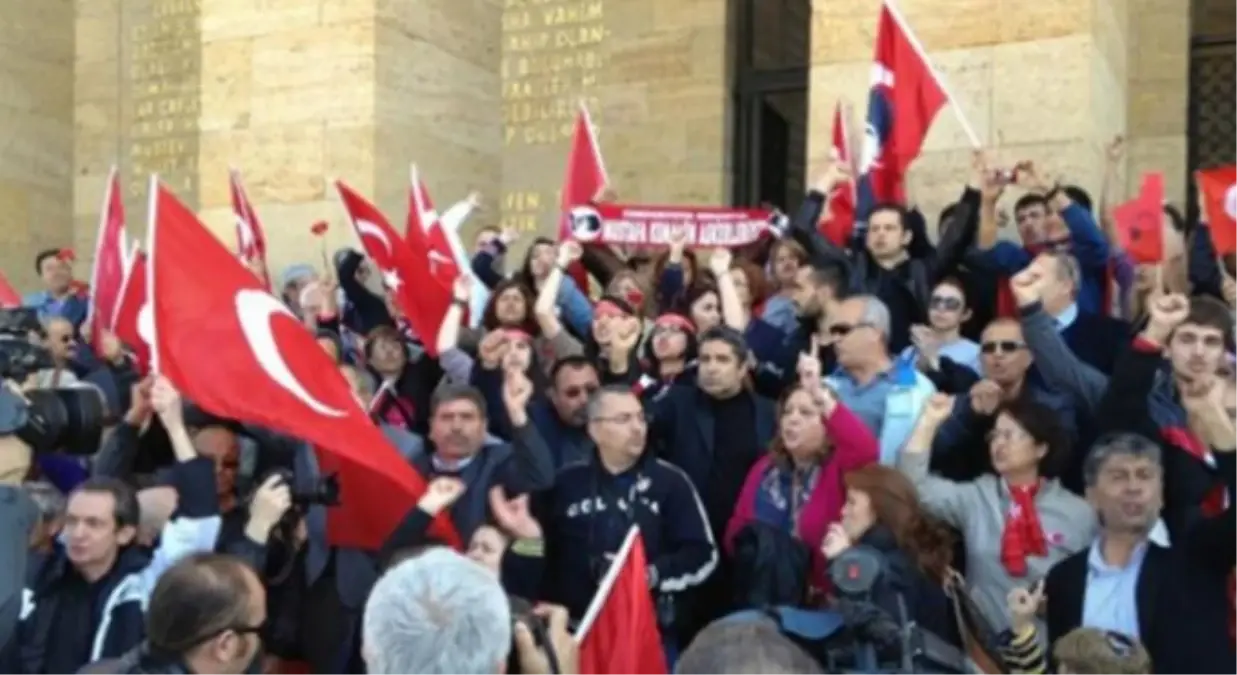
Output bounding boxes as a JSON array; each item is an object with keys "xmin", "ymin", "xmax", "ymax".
[{"xmin": 0, "ymin": 143, "xmax": 1233, "ymax": 675}]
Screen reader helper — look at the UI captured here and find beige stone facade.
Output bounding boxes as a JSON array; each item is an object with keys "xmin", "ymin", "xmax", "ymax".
[{"xmin": 0, "ymin": 0, "xmax": 1213, "ymax": 290}]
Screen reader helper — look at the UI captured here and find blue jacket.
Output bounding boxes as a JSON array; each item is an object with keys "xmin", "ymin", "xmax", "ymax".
[
  {"xmin": 538, "ymin": 451, "xmax": 718, "ymax": 620},
  {"xmin": 22, "ymin": 291, "xmax": 89, "ymax": 329},
  {"xmin": 968, "ymin": 203, "xmax": 1110, "ymax": 315},
  {"xmin": 825, "ymin": 357, "xmax": 936, "ymax": 466},
  {"xmin": 18, "ymin": 458, "xmax": 221, "ymax": 673}
]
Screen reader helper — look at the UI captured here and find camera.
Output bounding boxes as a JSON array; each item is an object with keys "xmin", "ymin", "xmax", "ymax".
[
  {"xmin": 263, "ymin": 469, "xmax": 341, "ymax": 510},
  {"xmin": 0, "ymin": 308, "xmax": 105, "ymax": 455}
]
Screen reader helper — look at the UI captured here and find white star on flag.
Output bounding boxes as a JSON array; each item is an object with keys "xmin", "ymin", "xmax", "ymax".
[{"xmin": 382, "ymin": 269, "xmax": 403, "ymax": 292}]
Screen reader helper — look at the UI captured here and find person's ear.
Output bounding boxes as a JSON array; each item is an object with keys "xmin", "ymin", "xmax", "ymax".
[
  {"xmin": 899, "ymin": 228, "xmax": 913, "ymax": 247},
  {"xmin": 116, "ymin": 524, "xmax": 137, "ymax": 547},
  {"xmin": 961, "ymin": 308, "xmax": 973, "ymax": 323}
]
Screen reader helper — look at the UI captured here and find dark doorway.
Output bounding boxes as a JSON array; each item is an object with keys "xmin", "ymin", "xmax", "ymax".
[
  {"xmin": 730, "ymin": 0, "xmax": 811, "ymax": 211},
  {"xmin": 1185, "ymin": 0, "xmax": 1235, "ymax": 220}
]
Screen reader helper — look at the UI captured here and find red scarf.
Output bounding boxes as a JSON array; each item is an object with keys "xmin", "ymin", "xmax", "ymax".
[{"xmin": 1000, "ymin": 482, "xmax": 1047, "ymax": 577}]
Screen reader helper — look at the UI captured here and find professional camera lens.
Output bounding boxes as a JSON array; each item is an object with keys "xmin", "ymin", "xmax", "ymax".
[{"xmin": 21, "ymin": 387, "xmax": 106, "ymax": 455}]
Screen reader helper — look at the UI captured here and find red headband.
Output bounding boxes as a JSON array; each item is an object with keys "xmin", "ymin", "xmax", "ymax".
[
  {"xmin": 654, "ymin": 314, "xmax": 696, "ymax": 334},
  {"xmin": 594, "ymin": 300, "xmax": 630, "ymax": 318},
  {"xmin": 501, "ymin": 328, "xmax": 533, "ymax": 344}
]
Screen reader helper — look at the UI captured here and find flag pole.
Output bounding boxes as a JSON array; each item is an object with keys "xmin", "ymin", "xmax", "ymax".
[
  {"xmin": 145, "ymin": 174, "xmax": 160, "ymax": 376},
  {"xmin": 882, "ymin": 0, "xmax": 982, "ymax": 149}
]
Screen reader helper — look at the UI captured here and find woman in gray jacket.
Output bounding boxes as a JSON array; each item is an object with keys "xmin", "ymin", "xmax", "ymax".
[{"xmin": 898, "ymin": 393, "xmax": 1096, "ymax": 633}]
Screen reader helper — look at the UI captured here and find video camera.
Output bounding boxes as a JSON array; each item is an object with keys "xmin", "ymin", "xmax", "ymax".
[
  {"xmin": 727, "ymin": 547, "xmax": 969, "ymax": 674},
  {"xmin": 0, "ymin": 308, "xmax": 106, "ymax": 455}
]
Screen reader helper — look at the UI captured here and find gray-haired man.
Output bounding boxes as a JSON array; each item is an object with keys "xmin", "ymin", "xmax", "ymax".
[{"xmin": 1043, "ymin": 432, "xmax": 1235, "ymax": 674}]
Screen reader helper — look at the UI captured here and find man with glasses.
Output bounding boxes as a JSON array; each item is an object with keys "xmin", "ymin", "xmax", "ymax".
[
  {"xmin": 537, "ymin": 386, "xmax": 716, "ymax": 656},
  {"xmin": 535, "ymin": 356, "xmax": 600, "ymax": 469},
  {"xmin": 81, "ymin": 553, "xmax": 268, "ymax": 674},
  {"xmin": 824, "ymin": 294, "xmax": 935, "ymax": 465},
  {"xmin": 929, "ymin": 317, "xmax": 1080, "ymax": 482}
]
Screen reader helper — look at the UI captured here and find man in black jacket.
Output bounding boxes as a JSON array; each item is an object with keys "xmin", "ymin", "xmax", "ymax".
[
  {"xmin": 538, "ymin": 386, "xmax": 716, "ymax": 646},
  {"xmin": 1044, "ymin": 431, "xmax": 1235, "ymax": 674},
  {"xmin": 17, "ymin": 378, "xmax": 222, "ymax": 674}
]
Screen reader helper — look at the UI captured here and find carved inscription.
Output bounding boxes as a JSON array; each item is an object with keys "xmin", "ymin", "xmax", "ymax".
[
  {"xmin": 124, "ymin": 0, "xmax": 200, "ymax": 211},
  {"xmin": 500, "ymin": 0, "xmax": 605, "ymax": 235}
]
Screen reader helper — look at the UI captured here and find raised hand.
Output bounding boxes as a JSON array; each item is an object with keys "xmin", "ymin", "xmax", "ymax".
[
  {"xmin": 247, "ymin": 473, "xmax": 294, "ymax": 537},
  {"xmin": 609, "ymin": 315, "xmax": 642, "ymax": 357},
  {"xmin": 489, "ymin": 485, "xmax": 542, "ymax": 540},
  {"xmin": 513, "ymin": 604, "xmax": 579, "ymax": 675},
  {"xmin": 708, "ymin": 247, "xmax": 733, "ymax": 278},
  {"xmin": 820, "ymin": 522, "xmax": 853, "ymax": 560},
  {"xmin": 478, "ymin": 331, "xmax": 510, "ymax": 369},
  {"xmin": 1009, "ymin": 266, "xmax": 1047, "ymax": 308},
  {"xmin": 910, "ymin": 325, "xmax": 940, "ymax": 366},
  {"xmin": 556, "ymin": 241, "xmax": 583, "ymax": 268},
  {"xmin": 452, "ymin": 274, "xmax": 472, "ymax": 304},
  {"xmin": 969, "ymin": 379, "xmax": 1003, "ymax": 416},
  {"xmin": 417, "ymin": 476, "xmax": 466, "ymax": 516},
  {"xmin": 503, "ymin": 367, "xmax": 534, "ymax": 419},
  {"xmin": 920, "ymin": 393, "xmax": 956, "ymax": 426},
  {"xmin": 813, "ymin": 160, "xmax": 851, "ymax": 195},
  {"xmin": 1006, "ymin": 581, "xmax": 1046, "ymax": 634},
  {"xmin": 1145, "ymin": 292, "xmax": 1190, "ymax": 342},
  {"xmin": 124, "ymin": 376, "xmax": 155, "ymax": 427},
  {"xmin": 150, "ymin": 376, "xmax": 183, "ymax": 429}
]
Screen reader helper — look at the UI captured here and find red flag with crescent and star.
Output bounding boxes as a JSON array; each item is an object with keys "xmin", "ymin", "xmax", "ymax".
[
  {"xmin": 1113, "ymin": 172, "xmax": 1165, "ymax": 264},
  {"xmin": 818, "ymin": 100, "xmax": 859, "ymax": 246},
  {"xmin": 407, "ymin": 165, "xmax": 465, "ymax": 331},
  {"xmin": 112, "ymin": 244, "xmax": 151, "ymax": 374},
  {"xmin": 575, "ymin": 527, "xmax": 668, "ymax": 675},
  {"xmin": 1197, "ymin": 164, "xmax": 1236, "ymax": 256},
  {"xmin": 231, "ymin": 169, "xmax": 271, "ymax": 288},
  {"xmin": 147, "ymin": 178, "xmax": 459, "ymax": 551},
  {"xmin": 336, "ymin": 181, "xmax": 450, "ymax": 356},
  {"xmin": 86, "ymin": 166, "xmax": 129, "ymax": 354}
]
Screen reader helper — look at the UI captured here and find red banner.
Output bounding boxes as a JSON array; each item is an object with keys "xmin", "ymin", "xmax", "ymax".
[{"xmin": 566, "ymin": 203, "xmax": 774, "ymax": 249}]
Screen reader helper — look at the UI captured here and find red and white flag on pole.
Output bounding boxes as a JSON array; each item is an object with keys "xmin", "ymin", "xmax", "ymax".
[
  {"xmin": 147, "ymin": 177, "xmax": 459, "ymax": 551},
  {"xmin": 818, "ymin": 101, "xmax": 859, "ymax": 246},
  {"xmin": 575, "ymin": 526, "xmax": 668, "ymax": 675},
  {"xmin": 408, "ymin": 165, "xmax": 463, "ymax": 292},
  {"xmin": 85, "ymin": 166, "xmax": 129, "ymax": 351},
  {"xmin": 558, "ymin": 103, "xmax": 608, "ymax": 290},
  {"xmin": 231, "ymin": 169, "xmax": 270, "ymax": 288},
  {"xmin": 336, "ymin": 181, "xmax": 452, "ymax": 356},
  {"xmin": 112, "ymin": 244, "xmax": 150, "ymax": 373}
]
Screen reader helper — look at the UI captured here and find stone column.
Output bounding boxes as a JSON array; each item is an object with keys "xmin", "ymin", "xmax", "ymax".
[
  {"xmin": 498, "ymin": 0, "xmax": 730, "ymax": 260},
  {"xmin": 807, "ymin": 0, "xmax": 1135, "ymax": 230},
  {"xmin": 1124, "ymin": 0, "xmax": 1191, "ymax": 204},
  {"xmin": 0, "ymin": 0, "xmax": 75, "ymax": 289}
]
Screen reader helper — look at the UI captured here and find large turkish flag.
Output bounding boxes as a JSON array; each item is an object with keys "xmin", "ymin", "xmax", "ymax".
[{"xmin": 148, "ymin": 179, "xmax": 459, "ymax": 550}]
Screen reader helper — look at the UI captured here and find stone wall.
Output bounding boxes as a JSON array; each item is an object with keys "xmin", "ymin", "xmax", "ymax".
[
  {"xmin": 807, "ymin": 0, "xmax": 1133, "ymax": 234},
  {"xmin": 498, "ymin": 0, "xmax": 730, "ymax": 262},
  {"xmin": 0, "ymin": 0, "xmax": 75, "ymax": 289},
  {"xmin": 73, "ymin": 0, "xmax": 502, "ymax": 285}
]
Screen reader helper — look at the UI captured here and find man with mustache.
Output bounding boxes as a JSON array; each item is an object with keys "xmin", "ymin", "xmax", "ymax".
[{"xmin": 530, "ymin": 356, "xmax": 600, "ymax": 470}]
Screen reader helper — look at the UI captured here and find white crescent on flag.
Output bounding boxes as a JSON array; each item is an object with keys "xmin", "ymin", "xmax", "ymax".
[
  {"xmin": 234, "ymin": 289, "xmax": 347, "ymax": 418},
  {"xmin": 355, "ymin": 219, "xmax": 393, "ymax": 255}
]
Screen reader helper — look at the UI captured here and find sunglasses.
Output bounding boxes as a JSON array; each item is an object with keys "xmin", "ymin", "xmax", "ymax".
[
  {"xmin": 981, "ymin": 340, "xmax": 1026, "ymax": 354},
  {"xmin": 929, "ymin": 296, "xmax": 964, "ymax": 311},
  {"xmin": 828, "ymin": 322, "xmax": 873, "ymax": 338},
  {"xmin": 561, "ymin": 384, "xmax": 599, "ymax": 398}
]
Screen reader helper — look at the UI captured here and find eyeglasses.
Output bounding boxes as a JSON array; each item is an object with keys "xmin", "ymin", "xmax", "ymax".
[
  {"xmin": 560, "ymin": 384, "xmax": 599, "ymax": 398},
  {"xmin": 828, "ymin": 322, "xmax": 874, "ymax": 338},
  {"xmin": 591, "ymin": 411, "xmax": 648, "ymax": 425},
  {"xmin": 1104, "ymin": 630, "xmax": 1136, "ymax": 657},
  {"xmin": 929, "ymin": 296, "xmax": 964, "ymax": 312},
  {"xmin": 981, "ymin": 340, "xmax": 1026, "ymax": 354}
]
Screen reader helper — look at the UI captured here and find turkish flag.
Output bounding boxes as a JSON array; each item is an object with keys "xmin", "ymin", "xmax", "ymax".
[
  {"xmin": 1197, "ymin": 165, "xmax": 1237, "ymax": 256},
  {"xmin": 1114, "ymin": 172, "xmax": 1165, "ymax": 264},
  {"xmin": 231, "ymin": 169, "xmax": 270, "ymax": 288},
  {"xmin": 818, "ymin": 101, "xmax": 858, "ymax": 246},
  {"xmin": 408, "ymin": 166, "xmax": 463, "ymax": 291},
  {"xmin": 147, "ymin": 179, "xmax": 459, "ymax": 551},
  {"xmin": 336, "ymin": 181, "xmax": 450, "ymax": 356},
  {"xmin": 856, "ymin": 0, "xmax": 947, "ymax": 220},
  {"xmin": 558, "ymin": 103, "xmax": 608, "ymax": 290},
  {"xmin": 113, "ymin": 245, "xmax": 151, "ymax": 373},
  {"xmin": 576, "ymin": 527, "xmax": 668, "ymax": 675},
  {"xmin": 0, "ymin": 271, "xmax": 21, "ymax": 308},
  {"xmin": 86, "ymin": 167, "xmax": 129, "ymax": 352}
]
